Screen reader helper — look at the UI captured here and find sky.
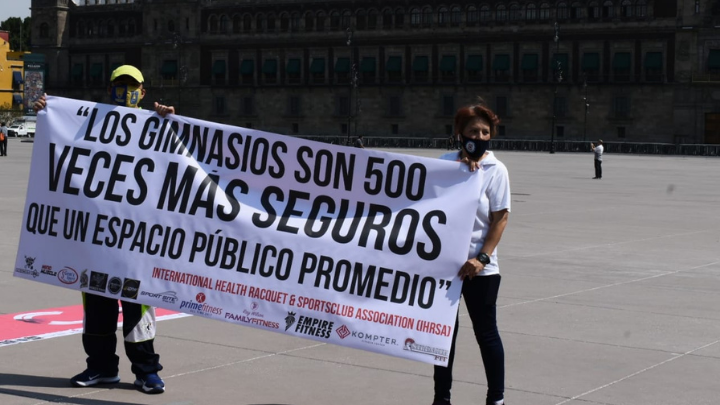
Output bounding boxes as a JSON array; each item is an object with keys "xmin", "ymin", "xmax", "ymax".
[{"xmin": 1, "ymin": 0, "xmax": 32, "ymax": 21}]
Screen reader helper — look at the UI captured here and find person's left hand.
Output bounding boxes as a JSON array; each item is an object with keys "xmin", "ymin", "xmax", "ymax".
[
  {"xmin": 459, "ymin": 156, "xmax": 481, "ymax": 172},
  {"xmin": 458, "ymin": 258, "xmax": 484, "ymax": 280},
  {"xmin": 154, "ymin": 102, "xmax": 175, "ymax": 117}
]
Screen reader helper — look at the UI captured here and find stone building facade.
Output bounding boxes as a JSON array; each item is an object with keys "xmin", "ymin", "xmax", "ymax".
[{"xmin": 29, "ymin": 0, "xmax": 720, "ymax": 143}]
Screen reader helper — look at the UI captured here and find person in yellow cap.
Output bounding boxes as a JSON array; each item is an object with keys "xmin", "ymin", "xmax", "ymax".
[{"xmin": 33, "ymin": 65, "xmax": 174, "ymax": 394}]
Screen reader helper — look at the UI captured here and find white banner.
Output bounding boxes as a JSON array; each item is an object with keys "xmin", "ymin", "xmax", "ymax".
[{"xmin": 14, "ymin": 96, "xmax": 482, "ymax": 365}]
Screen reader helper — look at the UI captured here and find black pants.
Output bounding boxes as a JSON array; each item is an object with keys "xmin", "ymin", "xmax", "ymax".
[
  {"xmin": 594, "ymin": 159, "xmax": 602, "ymax": 178},
  {"xmin": 434, "ymin": 275, "xmax": 504, "ymax": 404},
  {"xmin": 81, "ymin": 292, "xmax": 162, "ymax": 376},
  {"xmin": 0, "ymin": 138, "xmax": 6, "ymax": 155}
]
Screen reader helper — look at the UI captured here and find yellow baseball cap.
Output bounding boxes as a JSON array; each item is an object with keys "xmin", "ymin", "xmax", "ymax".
[{"xmin": 110, "ymin": 65, "xmax": 144, "ymax": 83}]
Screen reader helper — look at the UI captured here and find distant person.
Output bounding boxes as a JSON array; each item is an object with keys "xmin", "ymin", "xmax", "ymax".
[
  {"xmin": 354, "ymin": 134, "xmax": 365, "ymax": 148},
  {"xmin": 433, "ymin": 102, "xmax": 510, "ymax": 405},
  {"xmin": 0, "ymin": 122, "xmax": 7, "ymax": 156},
  {"xmin": 34, "ymin": 65, "xmax": 175, "ymax": 394},
  {"xmin": 446, "ymin": 134, "xmax": 454, "ymax": 150},
  {"xmin": 591, "ymin": 139, "xmax": 604, "ymax": 179}
]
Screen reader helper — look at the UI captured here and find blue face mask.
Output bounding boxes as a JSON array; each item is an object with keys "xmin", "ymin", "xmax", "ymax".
[
  {"xmin": 461, "ymin": 135, "xmax": 490, "ymax": 160},
  {"xmin": 111, "ymin": 84, "xmax": 143, "ymax": 108}
]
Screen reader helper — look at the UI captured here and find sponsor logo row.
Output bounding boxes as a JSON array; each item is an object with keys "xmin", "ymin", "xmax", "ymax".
[{"xmin": 17, "ymin": 259, "xmax": 446, "ymax": 358}]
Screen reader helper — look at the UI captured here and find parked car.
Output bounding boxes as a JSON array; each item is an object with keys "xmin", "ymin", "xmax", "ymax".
[{"xmin": 7, "ymin": 122, "xmax": 35, "ymax": 137}]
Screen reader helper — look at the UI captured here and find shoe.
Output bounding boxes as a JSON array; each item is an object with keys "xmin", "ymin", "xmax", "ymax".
[
  {"xmin": 592, "ymin": 177, "xmax": 599, "ymax": 179},
  {"xmin": 134, "ymin": 373, "xmax": 165, "ymax": 394},
  {"xmin": 432, "ymin": 399, "xmax": 451, "ymax": 405},
  {"xmin": 70, "ymin": 369, "xmax": 120, "ymax": 387}
]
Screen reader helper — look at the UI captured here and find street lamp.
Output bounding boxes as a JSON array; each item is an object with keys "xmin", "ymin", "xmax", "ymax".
[
  {"xmin": 550, "ymin": 21, "xmax": 562, "ymax": 154},
  {"xmin": 345, "ymin": 28, "xmax": 358, "ymax": 146},
  {"xmin": 582, "ymin": 76, "xmax": 589, "ymax": 142}
]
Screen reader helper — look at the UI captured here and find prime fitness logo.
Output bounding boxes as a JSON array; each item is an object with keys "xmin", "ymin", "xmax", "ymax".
[{"xmin": 179, "ymin": 292, "xmax": 223, "ymax": 316}]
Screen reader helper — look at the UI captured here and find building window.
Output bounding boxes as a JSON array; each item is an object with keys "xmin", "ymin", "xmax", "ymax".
[
  {"xmin": 391, "ymin": 124, "xmax": 399, "ymax": 135},
  {"xmin": 467, "ymin": 6, "xmax": 479, "ymax": 26},
  {"xmin": 635, "ymin": 0, "xmax": 647, "ymax": 17},
  {"xmin": 526, "ymin": 4, "xmax": 537, "ymax": 21},
  {"xmin": 40, "ymin": 23, "xmax": 49, "ymax": 38},
  {"xmin": 383, "ymin": 9, "xmax": 393, "ymax": 28},
  {"xmin": 442, "ymin": 95, "xmax": 455, "ymax": 116},
  {"xmin": 412, "ymin": 56, "xmax": 429, "ymax": 82},
  {"xmin": 71, "ymin": 63, "xmax": 84, "ymax": 84},
  {"xmin": 215, "ymin": 96, "xmax": 226, "ymax": 115},
  {"xmin": 388, "ymin": 96, "xmax": 402, "ymax": 116},
  {"xmin": 708, "ymin": 49, "xmax": 720, "ymax": 73},
  {"xmin": 602, "ymin": 0, "xmax": 614, "ymax": 18},
  {"xmin": 498, "ymin": 125, "xmax": 506, "ymax": 137},
  {"xmin": 493, "ymin": 54, "xmax": 510, "ymax": 82},
  {"xmin": 439, "ymin": 55, "xmax": 457, "ymax": 82},
  {"xmin": 257, "ymin": 14, "xmax": 266, "ymax": 32},
  {"xmin": 267, "ymin": 13, "xmax": 276, "ymax": 31},
  {"xmin": 316, "ymin": 12, "xmax": 326, "ymax": 31},
  {"xmin": 556, "ymin": 126, "xmax": 565, "ymax": 137},
  {"xmin": 310, "ymin": 57, "xmax": 326, "ymax": 84},
  {"xmin": 342, "ymin": 11, "xmax": 352, "ymax": 29},
  {"xmin": 614, "ymin": 96, "xmax": 630, "ymax": 118},
  {"xmin": 368, "ymin": 10, "xmax": 378, "ymax": 29},
  {"xmin": 241, "ymin": 96, "xmax": 254, "ymax": 116},
  {"xmin": 292, "ymin": 123, "xmax": 299, "ymax": 134},
  {"xmin": 480, "ymin": 5, "xmax": 491, "ymax": 21},
  {"xmin": 410, "ymin": 7, "xmax": 421, "ymax": 27},
  {"xmin": 212, "ymin": 59, "xmax": 227, "ymax": 85},
  {"xmin": 288, "ymin": 96, "xmax": 301, "ymax": 116},
  {"xmin": 286, "ymin": 58, "xmax": 301, "ymax": 84},
  {"xmin": 339, "ymin": 96, "xmax": 350, "ymax": 116},
  {"xmin": 335, "ymin": 57, "xmax": 351, "ymax": 83},
  {"xmin": 621, "ymin": 0, "xmax": 633, "ymax": 17},
  {"xmin": 521, "ymin": 54, "xmax": 539, "ymax": 82},
  {"xmin": 161, "ymin": 60, "xmax": 178, "ymax": 81},
  {"xmin": 496, "ymin": 96, "xmax": 508, "ymax": 117},
  {"xmin": 588, "ymin": 1, "xmax": 600, "ymax": 19},
  {"xmin": 360, "ymin": 57, "xmax": 377, "ymax": 84},
  {"xmin": 357, "ymin": 10, "xmax": 368, "ymax": 30},
  {"xmin": 421, "ymin": 7, "xmax": 432, "ymax": 27},
  {"xmin": 466, "ymin": 54, "xmax": 483, "ymax": 82},
  {"xmin": 291, "ymin": 12, "xmax": 300, "ymax": 32},
  {"xmin": 450, "ymin": 6, "xmax": 462, "ymax": 26},
  {"xmin": 557, "ymin": 3, "xmax": 569, "ymax": 19},
  {"xmin": 243, "ymin": 14, "xmax": 252, "ymax": 32},
  {"xmin": 617, "ymin": 126, "xmax": 626, "ymax": 138},
  {"xmin": 341, "ymin": 123, "xmax": 348, "ymax": 134},
  {"xmin": 240, "ymin": 59, "xmax": 254, "ymax": 84},
  {"xmin": 262, "ymin": 59, "xmax": 277, "ymax": 84},
  {"xmin": 220, "ymin": 15, "xmax": 229, "ymax": 34},
  {"xmin": 539, "ymin": 3, "xmax": 551, "ymax": 20},
  {"xmin": 554, "ymin": 97, "xmax": 567, "ymax": 118},
  {"xmin": 509, "ymin": 4, "xmax": 522, "ymax": 21},
  {"xmin": 571, "ymin": 2, "xmax": 584, "ymax": 18},
  {"xmin": 582, "ymin": 52, "xmax": 600, "ymax": 82},
  {"xmin": 395, "ymin": 8, "xmax": 405, "ymax": 28},
  {"xmin": 386, "ymin": 56, "xmax": 403, "ymax": 83},
  {"xmin": 496, "ymin": 5, "xmax": 508, "ymax": 21},
  {"xmin": 645, "ymin": 52, "xmax": 663, "ymax": 82},
  {"xmin": 89, "ymin": 63, "xmax": 104, "ymax": 85},
  {"xmin": 438, "ymin": 7, "xmax": 448, "ymax": 26},
  {"xmin": 613, "ymin": 52, "xmax": 631, "ymax": 81}
]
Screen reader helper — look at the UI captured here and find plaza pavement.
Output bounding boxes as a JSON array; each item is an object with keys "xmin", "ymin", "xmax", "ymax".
[{"xmin": 1, "ymin": 137, "xmax": 719, "ymax": 405}]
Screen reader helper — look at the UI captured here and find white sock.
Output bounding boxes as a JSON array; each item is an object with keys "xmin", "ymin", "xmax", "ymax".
[{"xmin": 493, "ymin": 400, "xmax": 504, "ymax": 405}]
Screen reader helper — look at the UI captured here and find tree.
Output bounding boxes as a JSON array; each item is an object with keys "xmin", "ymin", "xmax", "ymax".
[
  {"xmin": 0, "ymin": 103, "xmax": 24, "ymax": 126},
  {"xmin": 0, "ymin": 17, "xmax": 32, "ymax": 52}
]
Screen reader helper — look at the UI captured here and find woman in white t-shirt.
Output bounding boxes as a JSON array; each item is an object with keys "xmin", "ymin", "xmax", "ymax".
[{"xmin": 433, "ymin": 103, "xmax": 511, "ymax": 405}]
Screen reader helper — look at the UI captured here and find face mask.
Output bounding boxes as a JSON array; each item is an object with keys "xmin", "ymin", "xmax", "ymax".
[
  {"xmin": 460, "ymin": 135, "xmax": 490, "ymax": 160},
  {"xmin": 111, "ymin": 84, "xmax": 143, "ymax": 108}
]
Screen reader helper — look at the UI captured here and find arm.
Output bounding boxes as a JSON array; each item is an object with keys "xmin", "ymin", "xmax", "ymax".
[{"xmin": 457, "ymin": 209, "xmax": 509, "ymax": 280}]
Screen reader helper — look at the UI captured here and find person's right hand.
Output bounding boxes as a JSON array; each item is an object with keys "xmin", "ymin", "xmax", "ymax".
[{"xmin": 33, "ymin": 94, "xmax": 47, "ymax": 113}]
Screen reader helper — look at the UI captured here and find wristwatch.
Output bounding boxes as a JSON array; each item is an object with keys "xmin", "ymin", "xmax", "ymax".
[{"xmin": 477, "ymin": 252, "xmax": 491, "ymax": 265}]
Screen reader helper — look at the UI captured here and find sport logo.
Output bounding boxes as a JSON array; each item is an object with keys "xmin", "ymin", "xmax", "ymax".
[
  {"xmin": 140, "ymin": 291, "xmax": 178, "ymax": 304},
  {"xmin": 179, "ymin": 292, "xmax": 222, "ymax": 316},
  {"xmin": 121, "ymin": 278, "xmax": 141, "ymax": 299},
  {"xmin": 79, "ymin": 269, "xmax": 89, "ymax": 288},
  {"xmin": 403, "ymin": 338, "xmax": 449, "ymax": 361},
  {"xmin": 41, "ymin": 265, "xmax": 56, "ymax": 277},
  {"xmin": 16, "ymin": 256, "xmax": 39, "ymax": 278},
  {"xmin": 57, "ymin": 267, "xmax": 79, "ymax": 284},
  {"xmin": 336, "ymin": 325, "xmax": 350, "ymax": 339},
  {"xmin": 284, "ymin": 311, "xmax": 296, "ymax": 331},
  {"xmin": 293, "ymin": 315, "xmax": 334, "ymax": 339},
  {"xmin": 24, "ymin": 256, "xmax": 36, "ymax": 271},
  {"xmin": 89, "ymin": 271, "xmax": 109, "ymax": 293},
  {"xmin": 107, "ymin": 277, "xmax": 122, "ymax": 295}
]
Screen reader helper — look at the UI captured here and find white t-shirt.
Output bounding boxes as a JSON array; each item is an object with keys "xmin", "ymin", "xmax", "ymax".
[
  {"xmin": 439, "ymin": 151, "xmax": 511, "ymax": 276},
  {"xmin": 593, "ymin": 145, "xmax": 604, "ymax": 161}
]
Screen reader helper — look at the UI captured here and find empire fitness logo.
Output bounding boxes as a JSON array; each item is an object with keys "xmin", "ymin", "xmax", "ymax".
[{"xmin": 293, "ymin": 315, "xmax": 334, "ymax": 339}]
